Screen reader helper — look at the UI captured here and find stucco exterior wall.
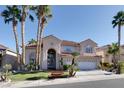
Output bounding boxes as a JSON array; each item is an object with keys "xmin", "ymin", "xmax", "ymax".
[
  {"xmin": 80, "ymin": 39, "xmax": 97, "ymax": 55},
  {"xmin": 2, "ymin": 50, "xmax": 18, "ymax": 70},
  {"xmin": 42, "ymin": 36, "xmax": 62, "ymax": 70},
  {"xmin": 25, "ymin": 48, "xmax": 37, "ymax": 65}
]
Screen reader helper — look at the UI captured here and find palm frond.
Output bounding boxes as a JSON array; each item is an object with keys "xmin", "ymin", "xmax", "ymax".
[
  {"xmin": 29, "ymin": 14, "xmax": 34, "ymax": 22},
  {"xmin": 4, "ymin": 18, "xmax": 13, "ymax": 24}
]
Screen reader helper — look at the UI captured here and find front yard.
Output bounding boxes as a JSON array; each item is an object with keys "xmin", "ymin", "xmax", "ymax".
[{"xmin": 9, "ymin": 71, "xmax": 69, "ymax": 81}]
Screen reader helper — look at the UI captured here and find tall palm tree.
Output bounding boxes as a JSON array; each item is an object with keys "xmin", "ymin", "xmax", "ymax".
[
  {"xmin": 1, "ymin": 5, "xmax": 21, "ymax": 69},
  {"xmin": 108, "ymin": 43, "xmax": 119, "ymax": 66},
  {"xmin": 112, "ymin": 11, "xmax": 124, "ymax": 61},
  {"xmin": 33, "ymin": 5, "xmax": 52, "ymax": 69},
  {"xmin": 19, "ymin": 5, "xmax": 34, "ymax": 65}
]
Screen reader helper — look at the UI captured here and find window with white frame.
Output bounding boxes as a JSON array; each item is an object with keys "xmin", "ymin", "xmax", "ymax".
[
  {"xmin": 63, "ymin": 46, "xmax": 75, "ymax": 53},
  {"xmin": 84, "ymin": 45, "xmax": 93, "ymax": 53}
]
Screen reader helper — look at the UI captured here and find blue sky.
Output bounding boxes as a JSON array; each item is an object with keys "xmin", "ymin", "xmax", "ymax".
[{"xmin": 0, "ymin": 5, "xmax": 124, "ymax": 51}]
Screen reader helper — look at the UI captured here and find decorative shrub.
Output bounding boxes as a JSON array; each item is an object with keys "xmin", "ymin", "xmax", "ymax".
[
  {"xmin": 118, "ymin": 62, "xmax": 124, "ymax": 74},
  {"xmin": 63, "ymin": 64, "xmax": 69, "ymax": 70},
  {"xmin": 25, "ymin": 61, "xmax": 36, "ymax": 71},
  {"xmin": 68, "ymin": 64, "xmax": 79, "ymax": 76},
  {"xmin": 1, "ymin": 64, "xmax": 12, "ymax": 81},
  {"xmin": 99, "ymin": 62, "xmax": 113, "ymax": 71},
  {"xmin": 59, "ymin": 58, "xmax": 64, "ymax": 70}
]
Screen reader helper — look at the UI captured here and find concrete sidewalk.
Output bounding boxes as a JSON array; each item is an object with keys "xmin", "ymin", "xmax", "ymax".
[{"xmin": 0, "ymin": 70, "xmax": 124, "ymax": 88}]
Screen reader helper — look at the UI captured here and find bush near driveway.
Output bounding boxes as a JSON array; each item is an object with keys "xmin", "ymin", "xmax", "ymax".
[
  {"xmin": 119, "ymin": 62, "xmax": 124, "ymax": 74},
  {"xmin": 99, "ymin": 62, "xmax": 113, "ymax": 71}
]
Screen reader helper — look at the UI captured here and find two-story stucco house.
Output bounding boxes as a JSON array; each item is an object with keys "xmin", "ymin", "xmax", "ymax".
[{"xmin": 25, "ymin": 35, "xmax": 101, "ymax": 70}]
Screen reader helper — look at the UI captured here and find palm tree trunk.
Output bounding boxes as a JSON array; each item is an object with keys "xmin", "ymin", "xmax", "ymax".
[
  {"xmin": 118, "ymin": 23, "xmax": 121, "ymax": 61},
  {"xmin": 21, "ymin": 20, "xmax": 25, "ymax": 65},
  {"xmin": 113, "ymin": 54, "xmax": 116, "ymax": 67},
  {"xmin": 38, "ymin": 17, "xmax": 45, "ymax": 69},
  {"xmin": 13, "ymin": 22, "xmax": 20, "ymax": 70},
  {"xmin": 36, "ymin": 18, "xmax": 41, "ymax": 68}
]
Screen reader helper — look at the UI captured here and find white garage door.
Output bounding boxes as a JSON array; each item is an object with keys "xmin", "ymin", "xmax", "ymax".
[{"xmin": 78, "ymin": 62, "xmax": 97, "ymax": 70}]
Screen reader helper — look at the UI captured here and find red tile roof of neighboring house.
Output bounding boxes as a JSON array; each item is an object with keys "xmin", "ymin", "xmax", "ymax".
[{"xmin": 61, "ymin": 40, "xmax": 80, "ymax": 47}]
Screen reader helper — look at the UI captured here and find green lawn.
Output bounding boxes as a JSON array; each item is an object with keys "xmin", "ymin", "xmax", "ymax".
[
  {"xmin": 9, "ymin": 71, "xmax": 50, "ymax": 81},
  {"xmin": 9, "ymin": 71, "xmax": 69, "ymax": 81}
]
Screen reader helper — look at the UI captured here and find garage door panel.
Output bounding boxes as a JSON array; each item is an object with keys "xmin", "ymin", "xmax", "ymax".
[{"xmin": 78, "ymin": 62, "xmax": 97, "ymax": 70}]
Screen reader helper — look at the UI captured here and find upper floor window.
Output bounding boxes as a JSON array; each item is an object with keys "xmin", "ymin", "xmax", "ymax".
[
  {"xmin": 63, "ymin": 46, "xmax": 75, "ymax": 53},
  {"xmin": 85, "ymin": 45, "xmax": 93, "ymax": 53}
]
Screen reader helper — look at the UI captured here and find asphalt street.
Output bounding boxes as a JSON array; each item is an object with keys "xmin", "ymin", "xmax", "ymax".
[{"xmin": 29, "ymin": 78, "xmax": 124, "ymax": 88}]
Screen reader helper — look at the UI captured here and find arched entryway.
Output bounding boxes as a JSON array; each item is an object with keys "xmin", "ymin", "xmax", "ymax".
[{"xmin": 47, "ymin": 49, "xmax": 56, "ymax": 70}]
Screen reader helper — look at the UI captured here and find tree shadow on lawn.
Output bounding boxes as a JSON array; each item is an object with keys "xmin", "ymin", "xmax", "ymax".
[
  {"xmin": 26, "ymin": 76, "xmax": 47, "ymax": 80},
  {"xmin": 26, "ymin": 75, "xmax": 69, "ymax": 81},
  {"xmin": 48, "ymin": 75, "xmax": 69, "ymax": 80}
]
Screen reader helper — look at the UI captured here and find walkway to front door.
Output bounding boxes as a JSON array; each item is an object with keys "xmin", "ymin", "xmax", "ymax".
[{"xmin": 47, "ymin": 49, "xmax": 56, "ymax": 70}]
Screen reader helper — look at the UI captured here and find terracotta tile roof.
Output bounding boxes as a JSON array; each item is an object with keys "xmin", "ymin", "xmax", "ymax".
[
  {"xmin": 80, "ymin": 39, "xmax": 97, "ymax": 45},
  {"xmin": 60, "ymin": 53, "xmax": 102, "ymax": 58},
  {"xmin": 26, "ymin": 43, "xmax": 43, "ymax": 48},
  {"xmin": 26, "ymin": 43, "xmax": 36, "ymax": 48},
  {"xmin": 61, "ymin": 52, "xmax": 73, "ymax": 54},
  {"xmin": 61, "ymin": 40, "xmax": 80, "ymax": 47}
]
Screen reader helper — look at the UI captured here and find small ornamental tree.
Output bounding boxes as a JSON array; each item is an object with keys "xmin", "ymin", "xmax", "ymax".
[{"xmin": 68, "ymin": 52, "xmax": 80, "ymax": 77}]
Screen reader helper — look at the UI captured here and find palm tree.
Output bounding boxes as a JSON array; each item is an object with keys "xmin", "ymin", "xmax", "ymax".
[
  {"xmin": 112, "ymin": 11, "xmax": 124, "ymax": 61},
  {"xmin": 28, "ymin": 38, "xmax": 36, "ymax": 44},
  {"xmin": 33, "ymin": 5, "xmax": 52, "ymax": 69},
  {"xmin": 19, "ymin": 5, "xmax": 34, "ymax": 65},
  {"xmin": 1, "ymin": 5, "xmax": 21, "ymax": 69},
  {"xmin": 108, "ymin": 43, "xmax": 119, "ymax": 67}
]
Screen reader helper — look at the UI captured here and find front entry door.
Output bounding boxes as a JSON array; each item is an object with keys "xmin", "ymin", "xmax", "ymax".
[{"xmin": 47, "ymin": 49, "xmax": 56, "ymax": 70}]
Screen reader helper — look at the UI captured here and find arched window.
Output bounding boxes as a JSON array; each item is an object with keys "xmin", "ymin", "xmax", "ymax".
[
  {"xmin": 29, "ymin": 52, "xmax": 35, "ymax": 63},
  {"xmin": 85, "ymin": 45, "xmax": 93, "ymax": 53}
]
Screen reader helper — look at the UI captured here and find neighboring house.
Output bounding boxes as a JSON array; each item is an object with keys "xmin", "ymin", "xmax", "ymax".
[
  {"xmin": 96, "ymin": 45, "xmax": 124, "ymax": 63},
  {"xmin": 0, "ymin": 44, "xmax": 18, "ymax": 70},
  {"xmin": 25, "ymin": 35, "xmax": 101, "ymax": 70}
]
